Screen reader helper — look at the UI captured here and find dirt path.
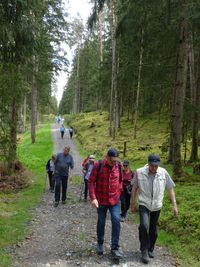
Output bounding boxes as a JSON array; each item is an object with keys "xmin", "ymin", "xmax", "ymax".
[{"xmin": 12, "ymin": 124, "xmax": 177, "ymax": 267}]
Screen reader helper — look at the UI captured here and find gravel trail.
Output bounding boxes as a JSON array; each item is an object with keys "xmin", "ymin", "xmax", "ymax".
[{"xmin": 12, "ymin": 124, "xmax": 177, "ymax": 267}]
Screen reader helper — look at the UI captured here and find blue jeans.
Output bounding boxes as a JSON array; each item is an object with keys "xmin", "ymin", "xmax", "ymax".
[
  {"xmin": 97, "ymin": 202, "xmax": 121, "ymax": 250},
  {"xmin": 139, "ymin": 205, "xmax": 161, "ymax": 252}
]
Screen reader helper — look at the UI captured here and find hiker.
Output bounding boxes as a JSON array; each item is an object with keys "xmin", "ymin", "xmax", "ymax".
[
  {"xmin": 82, "ymin": 155, "xmax": 89, "ymax": 167},
  {"xmin": 120, "ymin": 160, "xmax": 134, "ymax": 222},
  {"xmin": 46, "ymin": 155, "xmax": 56, "ymax": 192},
  {"xmin": 60, "ymin": 124, "xmax": 65, "ymax": 139},
  {"xmin": 88, "ymin": 148, "xmax": 124, "ymax": 259},
  {"xmin": 131, "ymin": 154, "xmax": 178, "ymax": 264},
  {"xmin": 69, "ymin": 126, "xmax": 74, "ymax": 139},
  {"xmin": 82, "ymin": 155, "xmax": 95, "ymax": 201},
  {"xmin": 54, "ymin": 146, "xmax": 74, "ymax": 207}
]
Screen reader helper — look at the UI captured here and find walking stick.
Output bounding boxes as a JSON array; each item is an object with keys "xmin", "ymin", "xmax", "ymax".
[
  {"xmin": 44, "ymin": 172, "xmax": 48, "ymax": 192},
  {"xmin": 79, "ymin": 178, "xmax": 85, "ymax": 201}
]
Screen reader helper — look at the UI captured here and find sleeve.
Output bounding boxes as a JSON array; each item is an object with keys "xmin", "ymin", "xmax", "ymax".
[
  {"xmin": 88, "ymin": 161, "xmax": 98, "ymax": 201},
  {"xmin": 131, "ymin": 171, "xmax": 138, "ymax": 188},
  {"xmin": 70, "ymin": 156, "xmax": 74, "ymax": 169},
  {"xmin": 165, "ymin": 170, "xmax": 175, "ymax": 190},
  {"xmin": 46, "ymin": 160, "xmax": 50, "ymax": 171}
]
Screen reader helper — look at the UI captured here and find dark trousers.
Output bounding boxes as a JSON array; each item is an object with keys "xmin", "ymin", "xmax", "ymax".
[
  {"xmin": 55, "ymin": 175, "xmax": 68, "ymax": 202},
  {"xmin": 97, "ymin": 202, "xmax": 121, "ymax": 250},
  {"xmin": 139, "ymin": 205, "xmax": 161, "ymax": 252},
  {"xmin": 61, "ymin": 131, "xmax": 64, "ymax": 138},
  {"xmin": 120, "ymin": 190, "xmax": 131, "ymax": 218},
  {"xmin": 47, "ymin": 171, "xmax": 55, "ymax": 190},
  {"xmin": 84, "ymin": 179, "xmax": 88, "ymax": 199}
]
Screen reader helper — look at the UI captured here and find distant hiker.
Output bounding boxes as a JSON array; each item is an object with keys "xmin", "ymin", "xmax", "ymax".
[
  {"xmin": 69, "ymin": 126, "xmax": 74, "ymax": 139},
  {"xmin": 88, "ymin": 148, "xmax": 124, "ymax": 260},
  {"xmin": 120, "ymin": 160, "xmax": 134, "ymax": 222},
  {"xmin": 60, "ymin": 124, "xmax": 65, "ymax": 139},
  {"xmin": 57, "ymin": 115, "xmax": 61, "ymax": 124},
  {"xmin": 46, "ymin": 155, "xmax": 56, "ymax": 192},
  {"xmin": 54, "ymin": 146, "xmax": 74, "ymax": 207},
  {"xmin": 131, "ymin": 154, "xmax": 178, "ymax": 264},
  {"xmin": 82, "ymin": 155, "xmax": 95, "ymax": 201}
]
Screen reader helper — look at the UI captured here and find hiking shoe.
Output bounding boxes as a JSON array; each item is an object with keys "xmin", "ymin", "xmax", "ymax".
[
  {"xmin": 96, "ymin": 244, "xmax": 103, "ymax": 255},
  {"xmin": 120, "ymin": 216, "xmax": 125, "ymax": 222},
  {"xmin": 148, "ymin": 250, "xmax": 154, "ymax": 258},
  {"xmin": 111, "ymin": 249, "xmax": 124, "ymax": 259},
  {"xmin": 141, "ymin": 250, "xmax": 150, "ymax": 264},
  {"xmin": 54, "ymin": 201, "xmax": 59, "ymax": 207},
  {"xmin": 62, "ymin": 200, "xmax": 66, "ymax": 204}
]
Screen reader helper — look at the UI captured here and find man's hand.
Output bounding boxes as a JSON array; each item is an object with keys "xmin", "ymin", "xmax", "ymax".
[
  {"xmin": 173, "ymin": 203, "xmax": 178, "ymax": 217},
  {"xmin": 131, "ymin": 203, "xmax": 137, "ymax": 214},
  {"xmin": 91, "ymin": 199, "xmax": 99, "ymax": 208}
]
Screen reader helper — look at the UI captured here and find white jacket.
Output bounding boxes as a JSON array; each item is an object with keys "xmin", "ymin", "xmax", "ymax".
[{"xmin": 137, "ymin": 164, "xmax": 169, "ymax": 211}]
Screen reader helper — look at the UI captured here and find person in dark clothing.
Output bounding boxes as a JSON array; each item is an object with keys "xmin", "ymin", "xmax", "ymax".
[
  {"xmin": 120, "ymin": 160, "xmax": 134, "ymax": 221},
  {"xmin": 69, "ymin": 126, "xmax": 74, "ymax": 139},
  {"xmin": 88, "ymin": 148, "xmax": 124, "ymax": 260},
  {"xmin": 82, "ymin": 155, "xmax": 95, "ymax": 200},
  {"xmin": 54, "ymin": 146, "xmax": 74, "ymax": 207},
  {"xmin": 46, "ymin": 155, "xmax": 56, "ymax": 192},
  {"xmin": 60, "ymin": 124, "xmax": 65, "ymax": 139}
]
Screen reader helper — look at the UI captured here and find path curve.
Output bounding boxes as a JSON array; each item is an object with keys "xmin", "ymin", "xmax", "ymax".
[{"xmin": 13, "ymin": 124, "xmax": 177, "ymax": 267}]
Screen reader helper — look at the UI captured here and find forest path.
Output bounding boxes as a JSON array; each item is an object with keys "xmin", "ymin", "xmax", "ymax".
[{"xmin": 13, "ymin": 124, "xmax": 177, "ymax": 267}]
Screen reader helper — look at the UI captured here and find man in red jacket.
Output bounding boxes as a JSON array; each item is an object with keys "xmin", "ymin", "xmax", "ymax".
[{"xmin": 88, "ymin": 148, "xmax": 124, "ymax": 259}]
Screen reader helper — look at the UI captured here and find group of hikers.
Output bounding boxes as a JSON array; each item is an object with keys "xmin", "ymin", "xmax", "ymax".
[
  {"xmin": 54, "ymin": 115, "xmax": 74, "ymax": 139},
  {"xmin": 60, "ymin": 125, "xmax": 74, "ymax": 139},
  {"xmin": 46, "ymin": 145, "xmax": 178, "ymax": 264}
]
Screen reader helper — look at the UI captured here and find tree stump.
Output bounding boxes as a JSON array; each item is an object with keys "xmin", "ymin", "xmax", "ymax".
[{"xmin": 193, "ymin": 163, "xmax": 200, "ymax": 175}]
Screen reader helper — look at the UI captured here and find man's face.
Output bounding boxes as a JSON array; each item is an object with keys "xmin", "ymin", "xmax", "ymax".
[
  {"xmin": 63, "ymin": 147, "xmax": 70, "ymax": 155},
  {"xmin": 107, "ymin": 156, "xmax": 118, "ymax": 167},
  {"xmin": 149, "ymin": 164, "xmax": 158, "ymax": 174}
]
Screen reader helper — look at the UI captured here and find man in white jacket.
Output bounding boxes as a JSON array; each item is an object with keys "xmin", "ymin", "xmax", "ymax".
[{"xmin": 131, "ymin": 154, "xmax": 178, "ymax": 264}]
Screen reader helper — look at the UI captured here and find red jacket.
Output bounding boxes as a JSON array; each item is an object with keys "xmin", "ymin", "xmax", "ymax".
[{"xmin": 88, "ymin": 159, "xmax": 123, "ymax": 206}]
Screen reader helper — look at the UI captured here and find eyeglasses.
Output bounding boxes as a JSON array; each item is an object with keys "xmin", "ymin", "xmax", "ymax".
[{"xmin": 123, "ymin": 165, "xmax": 128, "ymax": 167}]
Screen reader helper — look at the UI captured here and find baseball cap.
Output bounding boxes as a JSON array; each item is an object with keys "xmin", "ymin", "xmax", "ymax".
[
  {"xmin": 148, "ymin": 154, "xmax": 160, "ymax": 166},
  {"xmin": 107, "ymin": 148, "xmax": 119, "ymax": 158},
  {"xmin": 89, "ymin": 155, "xmax": 95, "ymax": 160},
  {"xmin": 123, "ymin": 160, "xmax": 129, "ymax": 166}
]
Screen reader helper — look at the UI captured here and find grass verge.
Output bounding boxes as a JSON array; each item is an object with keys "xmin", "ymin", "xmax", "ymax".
[{"xmin": 0, "ymin": 124, "xmax": 53, "ymax": 267}]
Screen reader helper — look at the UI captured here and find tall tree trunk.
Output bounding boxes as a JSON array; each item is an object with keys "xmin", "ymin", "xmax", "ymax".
[
  {"xmin": 76, "ymin": 47, "xmax": 81, "ymax": 113},
  {"xmin": 190, "ymin": 44, "xmax": 200, "ymax": 161},
  {"xmin": 98, "ymin": 10, "xmax": 104, "ymax": 111},
  {"xmin": 109, "ymin": 0, "xmax": 117, "ymax": 138},
  {"xmin": 31, "ymin": 65, "xmax": 37, "ymax": 144},
  {"xmin": 171, "ymin": 19, "xmax": 189, "ymax": 177},
  {"xmin": 8, "ymin": 98, "xmax": 18, "ymax": 166},
  {"xmin": 22, "ymin": 95, "xmax": 26, "ymax": 133},
  {"xmin": 133, "ymin": 28, "xmax": 144, "ymax": 139},
  {"xmin": 115, "ymin": 49, "xmax": 120, "ymax": 129}
]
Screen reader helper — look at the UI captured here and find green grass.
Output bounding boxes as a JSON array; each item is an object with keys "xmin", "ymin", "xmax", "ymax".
[
  {"xmin": 0, "ymin": 123, "xmax": 53, "ymax": 267},
  {"xmin": 67, "ymin": 111, "xmax": 200, "ymax": 266}
]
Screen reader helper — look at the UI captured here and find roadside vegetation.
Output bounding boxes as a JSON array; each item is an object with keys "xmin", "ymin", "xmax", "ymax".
[
  {"xmin": 64, "ymin": 111, "xmax": 200, "ymax": 267},
  {"xmin": 0, "ymin": 124, "xmax": 52, "ymax": 267}
]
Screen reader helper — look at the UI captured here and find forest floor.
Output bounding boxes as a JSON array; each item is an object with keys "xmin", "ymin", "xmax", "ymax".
[{"xmin": 12, "ymin": 124, "xmax": 177, "ymax": 267}]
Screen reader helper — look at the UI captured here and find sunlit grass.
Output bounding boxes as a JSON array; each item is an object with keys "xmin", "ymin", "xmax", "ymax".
[{"xmin": 0, "ymin": 124, "xmax": 53, "ymax": 267}]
